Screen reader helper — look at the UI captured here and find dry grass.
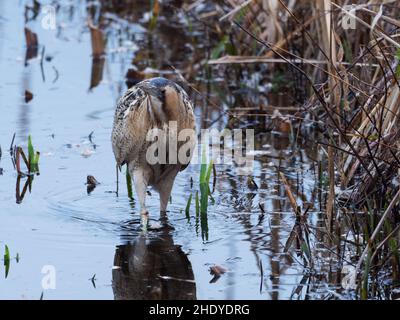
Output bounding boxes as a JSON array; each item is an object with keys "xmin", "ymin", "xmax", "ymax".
[{"xmin": 200, "ymin": 0, "xmax": 400, "ymax": 299}]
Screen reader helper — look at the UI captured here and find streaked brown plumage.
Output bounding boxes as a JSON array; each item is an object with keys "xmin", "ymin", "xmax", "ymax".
[{"xmin": 111, "ymin": 77, "xmax": 196, "ymax": 215}]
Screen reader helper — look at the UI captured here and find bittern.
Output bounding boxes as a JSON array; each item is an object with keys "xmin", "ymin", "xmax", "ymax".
[{"xmin": 112, "ymin": 77, "xmax": 196, "ymax": 216}]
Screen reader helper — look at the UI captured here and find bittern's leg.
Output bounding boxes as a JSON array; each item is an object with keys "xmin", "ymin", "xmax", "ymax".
[
  {"xmin": 158, "ymin": 169, "xmax": 178, "ymax": 213},
  {"xmin": 131, "ymin": 166, "xmax": 151, "ymax": 215}
]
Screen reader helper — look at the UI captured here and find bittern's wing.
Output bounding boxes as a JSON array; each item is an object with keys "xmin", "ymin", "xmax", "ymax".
[{"xmin": 111, "ymin": 86, "xmax": 148, "ymax": 166}]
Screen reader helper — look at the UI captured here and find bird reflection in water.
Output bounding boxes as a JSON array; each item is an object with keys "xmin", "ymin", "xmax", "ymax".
[{"xmin": 112, "ymin": 213, "xmax": 196, "ymax": 300}]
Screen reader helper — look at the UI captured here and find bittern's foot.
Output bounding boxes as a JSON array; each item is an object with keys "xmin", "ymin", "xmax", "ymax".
[{"xmin": 140, "ymin": 210, "xmax": 149, "ymax": 233}]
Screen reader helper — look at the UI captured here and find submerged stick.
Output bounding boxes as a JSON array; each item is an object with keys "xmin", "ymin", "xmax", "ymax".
[
  {"xmin": 19, "ymin": 147, "xmax": 29, "ymax": 171},
  {"xmin": 15, "ymin": 147, "xmax": 21, "ymax": 174}
]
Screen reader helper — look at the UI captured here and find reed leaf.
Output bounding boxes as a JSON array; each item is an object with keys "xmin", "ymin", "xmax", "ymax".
[
  {"xmin": 4, "ymin": 245, "xmax": 10, "ymax": 278},
  {"xmin": 126, "ymin": 167, "xmax": 133, "ymax": 199},
  {"xmin": 185, "ymin": 193, "xmax": 192, "ymax": 220}
]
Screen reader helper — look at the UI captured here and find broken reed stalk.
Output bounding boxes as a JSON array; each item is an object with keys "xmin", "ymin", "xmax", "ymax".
[
  {"xmin": 279, "ymin": 171, "xmax": 300, "ymax": 218},
  {"xmin": 88, "ymin": 20, "xmax": 105, "ymax": 58},
  {"xmin": 16, "ymin": 147, "xmax": 39, "ymax": 176},
  {"xmin": 24, "ymin": 27, "xmax": 38, "ymax": 48},
  {"xmin": 19, "ymin": 148, "xmax": 29, "ymax": 170},
  {"xmin": 15, "ymin": 147, "xmax": 21, "ymax": 174},
  {"xmin": 15, "ymin": 147, "xmax": 31, "ymax": 176}
]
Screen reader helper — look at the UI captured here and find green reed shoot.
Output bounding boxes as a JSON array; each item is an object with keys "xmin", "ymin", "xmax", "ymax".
[
  {"xmin": 126, "ymin": 166, "xmax": 133, "ymax": 199},
  {"xmin": 195, "ymin": 191, "xmax": 199, "ymax": 235},
  {"xmin": 4, "ymin": 245, "xmax": 10, "ymax": 278},
  {"xmin": 185, "ymin": 193, "xmax": 192, "ymax": 221},
  {"xmin": 199, "ymin": 145, "xmax": 213, "ymax": 215},
  {"xmin": 199, "ymin": 146, "xmax": 213, "ymax": 240},
  {"xmin": 195, "ymin": 191, "xmax": 199, "ymax": 217},
  {"xmin": 184, "ymin": 146, "xmax": 214, "ymax": 239},
  {"xmin": 27, "ymin": 135, "xmax": 40, "ymax": 173}
]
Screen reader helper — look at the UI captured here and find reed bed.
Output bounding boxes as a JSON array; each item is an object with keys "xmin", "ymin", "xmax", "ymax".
[{"xmin": 197, "ymin": 0, "xmax": 400, "ymax": 299}]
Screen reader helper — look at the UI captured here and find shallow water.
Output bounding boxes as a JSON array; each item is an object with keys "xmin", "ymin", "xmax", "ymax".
[{"xmin": 0, "ymin": 0, "xmax": 340, "ymax": 300}]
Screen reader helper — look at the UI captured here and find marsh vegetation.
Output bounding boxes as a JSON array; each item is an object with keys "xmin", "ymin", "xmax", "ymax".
[{"xmin": 0, "ymin": 0, "xmax": 399, "ymax": 300}]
